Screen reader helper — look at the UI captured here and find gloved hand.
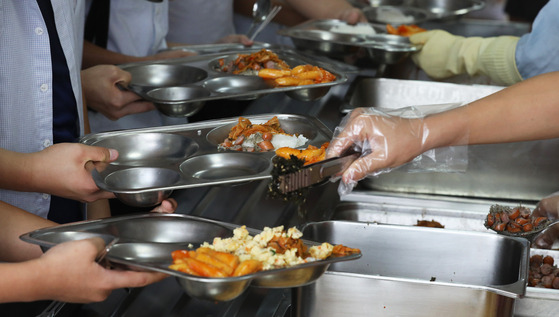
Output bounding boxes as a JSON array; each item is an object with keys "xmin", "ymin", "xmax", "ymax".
[
  {"xmin": 532, "ymin": 192, "xmax": 559, "ymax": 249},
  {"xmin": 326, "ymin": 107, "xmax": 426, "ymax": 195},
  {"xmin": 409, "ymin": 30, "xmax": 522, "ymax": 86}
]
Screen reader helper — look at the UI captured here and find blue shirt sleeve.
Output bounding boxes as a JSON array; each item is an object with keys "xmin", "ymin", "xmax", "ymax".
[{"xmin": 516, "ymin": 0, "xmax": 559, "ymax": 79}]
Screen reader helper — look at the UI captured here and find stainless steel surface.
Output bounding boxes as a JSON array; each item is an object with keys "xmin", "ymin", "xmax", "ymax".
[
  {"xmin": 295, "ymin": 220, "xmax": 528, "ymax": 316},
  {"xmin": 362, "ymin": 5, "xmax": 432, "ymax": 24},
  {"xmin": 278, "ymin": 153, "xmax": 359, "ymax": 193},
  {"xmin": 277, "ymin": 20, "xmax": 420, "ymax": 65},
  {"xmin": 146, "ymin": 86, "xmax": 210, "ymax": 117},
  {"xmin": 350, "ymin": 0, "xmax": 486, "ymax": 20},
  {"xmin": 246, "ymin": 0, "xmax": 272, "ymax": 40},
  {"xmin": 249, "ymin": 6, "xmax": 282, "ymax": 41},
  {"xmin": 121, "ymin": 48, "xmax": 347, "ymax": 116},
  {"xmin": 341, "ymin": 76, "xmax": 503, "ymax": 113},
  {"xmin": 343, "ymin": 77, "xmax": 559, "ymax": 201},
  {"xmin": 79, "ymin": 114, "xmax": 332, "ymax": 207},
  {"xmin": 337, "ymin": 190, "xmax": 559, "ymax": 316},
  {"xmin": 21, "ymin": 214, "xmax": 360, "ymax": 302},
  {"xmin": 162, "ymin": 42, "xmax": 273, "ymax": 55}
]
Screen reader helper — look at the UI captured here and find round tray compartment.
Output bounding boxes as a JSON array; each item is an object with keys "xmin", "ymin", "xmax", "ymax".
[
  {"xmin": 202, "ymin": 75, "xmax": 272, "ymax": 100},
  {"xmin": 205, "ymin": 116, "xmax": 318, "ymax": 147},
  {"xmin": 125, "ymin": 64, "xmax": 208, "ymax": 94},
  {"xmin": 180, "ymin": 153, "xmax": 270, "ymax": 180},
  {"xmin": 146, "ymin": 86, "xmax": 211, "ymax": 117},
  {"xmin": 104, "ymin": 167, "xmax": 181, "ymax": 207},
  {"xmin": 91, "ymin": 133, "xmax": 199, "ymax": 165}
]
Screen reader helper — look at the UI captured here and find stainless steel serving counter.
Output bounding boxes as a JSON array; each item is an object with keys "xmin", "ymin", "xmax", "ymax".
[{"xmin": 24, "ymin": 18, "xmax": 559, "ymax": 317}]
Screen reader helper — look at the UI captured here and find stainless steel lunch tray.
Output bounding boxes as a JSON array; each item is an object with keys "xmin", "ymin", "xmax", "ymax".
[
  {"xmin": 335, "ymin": 191, "xmax": 559, "ymax": 316},
  {"xmin": 120, "ymin": 48, "xmax": 348, "ymax": 117},
  {"xmin": 295, "ymin": 219, "xmax": 529, "ymax": 317},
  {"xmin": 79, "ymin": 114, "xmax": 333, "ymax": 207},
  {"xmin": 160, "ymin": 42, "xmax": 273, "ymax": 55},
  {"xmin": 20, "ymin": 213, "xmax": 361, "ymax": 302},
  {"xmin": 277, "ymin": 19, "xmax": 421, "ymax": 65},
  {"xmin": 349, "ymin": 0, "xmax": 486, "ymax": 20}
]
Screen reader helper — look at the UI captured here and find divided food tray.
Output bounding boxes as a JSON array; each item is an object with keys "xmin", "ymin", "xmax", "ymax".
[
  {"xmin": 277, "ymin": 19, "xmax": 421, "ymax": 65},
  {"xmin": 80, "ymin": 114, "xmax": 333, "ymax": 207},
  {"xmin": 20, "ymin": 213, "xmax": 361, "ymax": 302},
  {"xmin": 120, "ymin": 48, "xmax": 348, "ymax": 117}
]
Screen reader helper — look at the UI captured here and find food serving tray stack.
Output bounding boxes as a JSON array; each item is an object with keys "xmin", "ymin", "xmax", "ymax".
[
  {"xmin": 120, "ymin": 48, "xmax": 347, "ymax": 117},
  {"xmin": 80, "ymin": 114, "xmax": 332, "ymax": 207}
]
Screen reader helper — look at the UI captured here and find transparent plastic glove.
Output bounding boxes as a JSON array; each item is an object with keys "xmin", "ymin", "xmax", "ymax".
[
  {"xmin": 532, "ymin": 192, "xmax": 559, "ymax": 249},
  {"xmin": 326, "ymin": 107, "xmax": 424, "ymax": 195},
  {"xmin": 327, "ymin": 106, "xmax": 469, "ymax": 196},
  {"xmin": 409, "ymin": 30, "xmax": 522, "ymax": 86}
]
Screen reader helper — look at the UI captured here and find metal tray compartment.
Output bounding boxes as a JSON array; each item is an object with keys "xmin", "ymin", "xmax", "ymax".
[
  {"xmin": 20, "ymin": 214, "xmax": 361, "ymax": 302},
  {"xmin": 277, "ymin": 20, "xmax": 421, "ymax": 65},
  {"xmin": 342, "ymin": 77, "xmax": 559, "ymax": 201},
  {"xmin": 121, "ymin": 48, "xmax": 347, "ymax": 117},
  {"xmin": 80, "ymin": 114, "xmax": 332, "ymax": 207},
  {"xmin": 295, "ymin": 220, "xmax": 529, "ymax": 317},
  {"xmin": 334, "ymin": 191, "xmax": 559, "ymax": 316}
]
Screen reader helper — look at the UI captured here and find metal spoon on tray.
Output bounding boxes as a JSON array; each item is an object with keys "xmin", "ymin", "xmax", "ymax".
[{"xmin": 246, "ymin": 0, "xmax": 272, "ymax": 39}]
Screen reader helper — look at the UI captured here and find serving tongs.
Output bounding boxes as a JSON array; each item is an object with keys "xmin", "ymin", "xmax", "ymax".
[{"xmin": 277, "ymin": 151, "xmax": 359, "ymax": 194}]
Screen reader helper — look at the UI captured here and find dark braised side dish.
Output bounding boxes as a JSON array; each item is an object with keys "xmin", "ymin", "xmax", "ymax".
[
  {"xmin": 529, "ymin": 254, "xmax": 559, "ymax": 289},
  {"xmin": 415, "ymin": 220, "xmax": 444, "ymax": 228},
  {"xmin": 485, "ymin": 205, "xmax": 549, "ymax": 235}
]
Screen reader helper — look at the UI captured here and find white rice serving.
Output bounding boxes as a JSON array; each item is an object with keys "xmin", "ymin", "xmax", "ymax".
[
  {"xmin": 271, "ymin": 134, "xmax": 308, "ymax": 149},
  {"xmin": 330, "ymin": 23, "xmax": 376, "ymax": 36}
]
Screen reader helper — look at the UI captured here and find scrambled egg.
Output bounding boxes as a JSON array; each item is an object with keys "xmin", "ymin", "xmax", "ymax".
[{"xmin": 200, "ymin": 225, "xmax": 333, "ymax": 270}]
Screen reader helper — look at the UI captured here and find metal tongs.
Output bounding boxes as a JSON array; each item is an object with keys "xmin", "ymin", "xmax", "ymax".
[{"xmin": 277, "ymin": 151, "xmax": 359, "ymax": 194}]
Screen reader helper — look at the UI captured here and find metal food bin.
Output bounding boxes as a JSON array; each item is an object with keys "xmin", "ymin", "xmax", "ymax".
[
  {"xmin": 342, "ymin": 77, "xmax": 559, "ymax": 201},
  {"xmin": 295, "ymin": 220, "xmax": 529, "ymax": 317}
]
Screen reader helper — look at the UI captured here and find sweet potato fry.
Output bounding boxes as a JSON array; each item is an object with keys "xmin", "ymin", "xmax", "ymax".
[
  {"xmin": 232, "ymin": 259, "xmax": 263, "ymax": 277},
  {"xmin": 172, "ymin": 249, "xmax": 195, "ymax": 261},
  {"xmin": 197, "ymin": 247, "xmax": 240, "ymax": 270},
  {"xmin": 183, "ymin": 257, "xmax": 229, "ymax": 278},
  {"xmin": 258, "ymin": 68, "xmax": 292, "ymax": 79},
  {"xmin": 194, "ymin": 252, "xmax": 235, "ymax": 276}
]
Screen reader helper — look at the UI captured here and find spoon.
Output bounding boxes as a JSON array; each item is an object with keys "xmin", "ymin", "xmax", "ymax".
[{"xmin": 246, "ymin": 0, "xmax": 272, "ymax": 39}]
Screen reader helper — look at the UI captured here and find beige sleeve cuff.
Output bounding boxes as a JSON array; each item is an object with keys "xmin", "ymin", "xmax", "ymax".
[{"xmin": 479, "ymin": 36, "xmax": 522, "ymax": 86}]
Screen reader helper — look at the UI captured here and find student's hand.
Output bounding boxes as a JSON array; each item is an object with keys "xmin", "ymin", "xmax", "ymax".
[
  {"xmin": 150, "ymin": 198, "xmax": 178, "ymax": 213},
  {"xmin": 215, "ymin": 34, "xmax": 254, "ymax": 46},
  {"xmin": 34, "ymin": 238, "xmax": 167, "ymax": 303},
  {"xmin": 337, "ymin": 8, "xmax": 367, "ymax": 24},
  {"xmin": 82, "ymin": 65, "xmax": 156, "ymax": 120},
  {"xmin": 31, "ymin": 143, "xmax": 118, "ymax": 202}
]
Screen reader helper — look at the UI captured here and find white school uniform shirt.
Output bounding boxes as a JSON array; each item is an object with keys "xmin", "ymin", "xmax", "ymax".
[
  {"xmin": 85, "ymin": 0, "xmax": 187, "ymax": 133},
  {"xmin": 167, "ymin": 0, "xmax": 235, "ymax": 44},
  {"xmin": 0, "ymin": 0, "xmax": 85, "ymax": 218}
]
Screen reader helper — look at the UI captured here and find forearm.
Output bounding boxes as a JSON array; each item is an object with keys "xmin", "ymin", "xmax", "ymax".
[
  {"xmin": 0, "ymin": 201, "xmax": 54, "ymax": 262},
  {"xmin": 82, "ymin": 41, "xmax": 148, "ymax": 69},
  {"xmin": 0, "ymin": 149, "xmax": 37, "ymax": 193},
  {"xmin": 423, "ymin": 71, "xmax": 559, "ymax": 150},
  {"xmin": 0, "ymin": 260, "xmax": 47, "ymax": 303},
  {"xmin": 284, "ymin": 0, "xmax": 355, "ymax": 19}
]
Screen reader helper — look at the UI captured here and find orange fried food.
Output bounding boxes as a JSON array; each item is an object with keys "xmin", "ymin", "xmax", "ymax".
[
  {"xmin": 275, "ymin": 142, "xmax": 329, "ymax": 165},
  {"xmin": 259, "ymin": 64, "xmax": 336, "ymax": 87},
  {"xmin": 227, "ymin": 116, "xmax": 284, "ymax": 141},
  {"xmin": 267, "ymin": 235, "xmax": 308, "ymax": 257},
  {"xmin": 169, "ymin": 247, "xmax": 262, "ymax": 278},
  {"xmin": 331, "ymin": 244, "xmax": 361, "ymax": 257},
  {"xmin": 226, "ymin": 49, "xmax": 291, "ymax": 74},
  {"xmin": 386, "ymin": 24, "xmax": 426, "ymax": 36}
]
